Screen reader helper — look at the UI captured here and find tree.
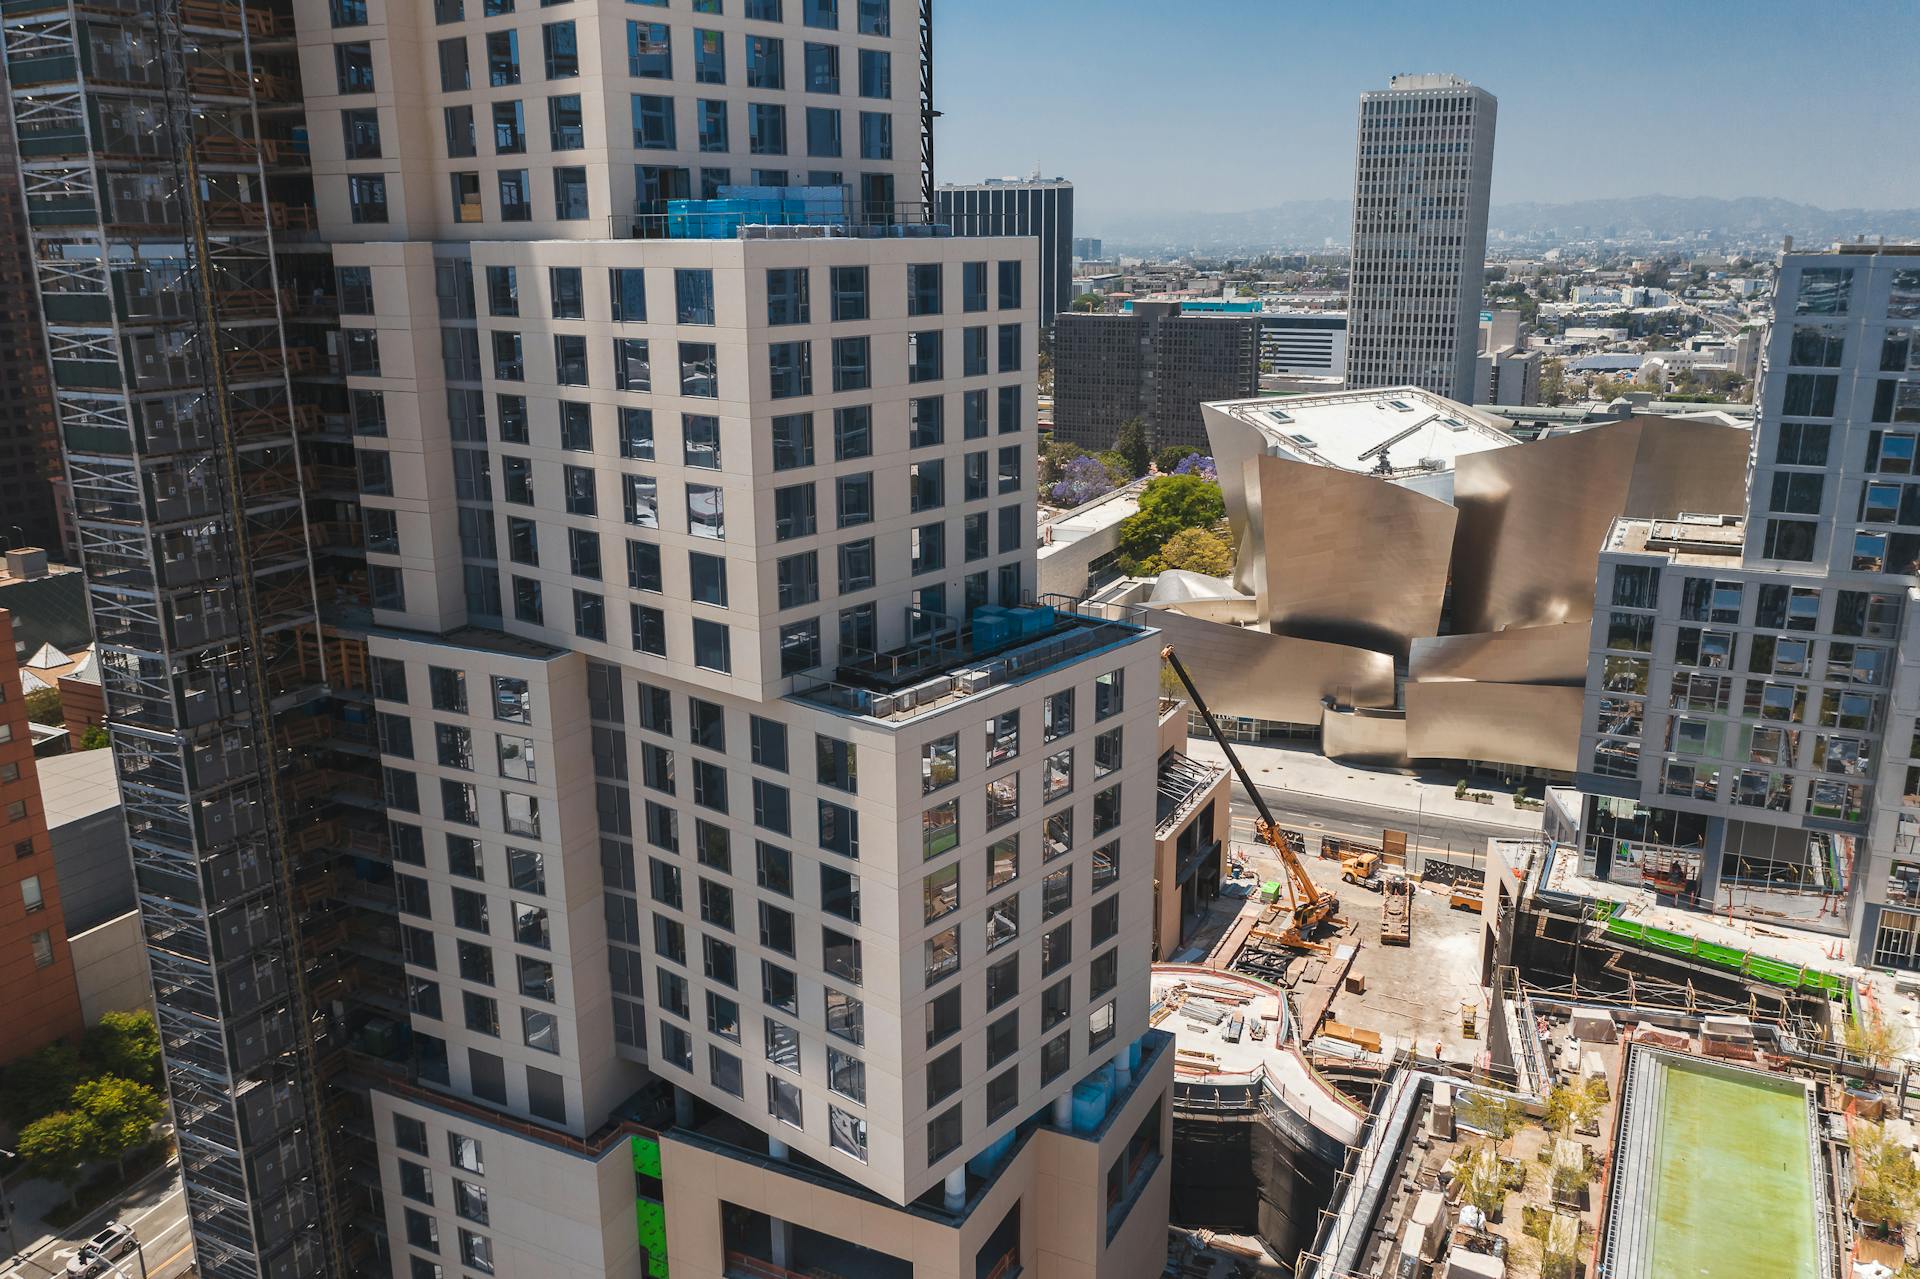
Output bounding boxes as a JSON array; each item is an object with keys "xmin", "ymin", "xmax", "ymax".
[
  {"xmin": 1842, "ymin": 1005, "xmax": 1910, "ymax": 1072},
  {"xmin": 1852, "ymin": 1122, "xmax": 1920, "ymax": 1230},
  {"xmin": 1114, "ymin": 475, "xmax": 1226, "ymax": 573},
  {"xmin": 1455, "ymin": 1142, "xmax": 1506, "ymax": 1218},
  {"xmin": 1160, "ymin": 528, "xmax": 1233, "ymax": 577},
  {"xmin": 1038, "ymin": 441, "xmax": 1085, "ymax": 488},
  {"xmin": 1154, "ymin": 445, "xmax": 1198, "ymax": 474},
  {"xmin": 1048, "ymin": 455, "xmax": 1118, "ymax": 508},
  {"xmin": 1112, "ymin": 418, "xmax": 1151, "ymax": 479},
  {"xmin": 24, "ymin": 685, "xmax": 62, "ymax": 727},
  {"xmin": 1539, "ymin": 357, "xmax": 1568, "ymax": 406},
  {"xmin": 0, "ymin": 1041, "xmax": 86, "ymax": 1127},
  {"xmin": 1070, "ymin": 292, "xmax": 1104, "ymax": 313},
  {"xmin": 17, "ymin": 1109, "xmax": 100, "ymax": 1208},
  {"xmin": 83, "ymin": 1010, "xmax": 162, "ymax": 1087},
  {"xmin": 1170, "ymin": 453, "xmax": 1218, "ymax": 482},
  {"xmin": 72, "ymin": 1077, "xmax": 163, "ymax": 1175},
  {"xmin": 79, "ymin": 726, "xmax": 110, "ymax": 751},
  {"xmin": 1459, "ymin": 1090, "xmax": 1525, "ymax": 1154}
]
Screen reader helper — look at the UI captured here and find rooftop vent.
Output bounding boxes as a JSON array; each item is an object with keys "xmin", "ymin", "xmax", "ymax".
[
  {"xmin": 1288, "ymin": 433, "xmax": 1318, "ymax": 450},
  {"xmin": 1386, "ymin": 398, "xmax": 1414, "ymax": 411}
]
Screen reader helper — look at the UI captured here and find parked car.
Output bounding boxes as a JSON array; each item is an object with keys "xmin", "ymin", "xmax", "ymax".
[{"xmin": 67, "ymin": 1223, "xmax": 137, "ymax": 1277}]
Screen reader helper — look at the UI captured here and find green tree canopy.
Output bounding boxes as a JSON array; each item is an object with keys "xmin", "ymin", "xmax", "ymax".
[
  {"xmin": 1111, "ymin": 418, "xmax": 1151, "ymax": 479},
  {"xmin": 17, "ymin": 1109, "xmax": 100, "ymax": 1205},
  {"xmin": 83, "ymin": 1010, "xmax": 162, "ymax": 1087},
  {"xmin": 79, "ymin": 725, "xmax": 110, "ymax": 750},
  {"xmin": 0, "ymin": 1041, "xmax": 86, "ymax": 1127},
  {"xmin": 72, "ymin": 1076, "xmax": 163, "ymax": 1172},
  {"xmin": 1160, "ymin": 528, "xmax": 1233, "ymax": 577},
  {"xmin": 24, "ymin": 686, "xmax": 63, "ymax": 726},
  {"xmin": 1070, "ymin": 292, "xmax": 1104, "ymax": 312},
  {"xmin": 1154, "ymin": 445, "xmax": 1199, "ymax": 474},
  {"xmin": 1115, "ymin": 475, "xmax": 1226, "ymax": 573}
]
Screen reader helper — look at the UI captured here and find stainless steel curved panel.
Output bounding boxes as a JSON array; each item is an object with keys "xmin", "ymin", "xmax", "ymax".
[
  {"xmin": 1248, "ymin": 454, "xmax": 1457, "ymax": 658},
  {"xmin": 1448, "ymin": 416, "xmax": 1749, "ymax": 636},
  {"xmin": 1409, "ymin": 621, "xmax": 1592, "ymax": 686},
  {"xmin": 1147, "ymin": 608, "xmax": 1398, "ymax": 723},
  {"xmin": 1321, "ymin": 705, "xmax": 1410, "ymax": 765},
  {"xmin": 1404, "ymin": 681, "xmax": 1585, "ymax": 771}
]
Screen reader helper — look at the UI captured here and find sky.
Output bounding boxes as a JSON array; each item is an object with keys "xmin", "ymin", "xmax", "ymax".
[{"xmin": 934, "ymin": 0, "xmax": 1920, "ymax": 224}]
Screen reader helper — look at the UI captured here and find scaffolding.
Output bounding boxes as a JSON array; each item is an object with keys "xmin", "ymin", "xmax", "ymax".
[{"xmin": 3, "ymin": 1, "xmax": 391, "ymax": 1275}]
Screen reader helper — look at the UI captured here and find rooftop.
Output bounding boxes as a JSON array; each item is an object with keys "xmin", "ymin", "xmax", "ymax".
[
  {"xmin": 1205, "ymin": 386, "xmax": 1512, "ymax": 480},
  {"xmin": 791, "ymin": 601, "xmax": 1151, "ymax": 726},
  {"xmin": 1039, "ymin": 479, "xmax": 1145, "ymax": 550},
  {"xmin": 1603, "ymin": 1048, "xmax": 1825, "ymax": 1279},
  {"xmin": 35, "ymin": 746, "xmax": 121, "ymax": 830},
  {"xmin": 1607, "ymin": 513, "xmax": 1745, "ymax": 566}
]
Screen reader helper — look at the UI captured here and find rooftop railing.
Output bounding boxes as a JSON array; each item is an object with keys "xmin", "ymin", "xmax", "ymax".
[{"xmin": 609, "ymin": 195, "xmax": 948, "ymax": 241}]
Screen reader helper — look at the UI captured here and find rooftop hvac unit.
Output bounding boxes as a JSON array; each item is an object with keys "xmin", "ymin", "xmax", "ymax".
[
  {"xmin": 1420, "ymin": 457, "xmax": 1445, "ymax": 470},
  {"xmin": 891, "ymin": 687, "xmax": 919, "ymax": 711},
  {"xmin": 954, "ymin": 670, "xmax": 992, "ymax": 695},
  {"xmin": 911, "ymin": 677, "xmax": 951, "ymax": 705},
  {"xmin": 866, "ymin": 693, "xmax": 896, "ymax": 717}
]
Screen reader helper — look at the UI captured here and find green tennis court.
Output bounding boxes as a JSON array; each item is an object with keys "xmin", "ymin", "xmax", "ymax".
[{"xmin": 1644, "ymin": 1056, "xmax": 1818, "ymax": 1279}]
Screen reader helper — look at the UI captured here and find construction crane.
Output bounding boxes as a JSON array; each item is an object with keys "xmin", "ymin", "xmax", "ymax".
[{"xmin": 1161, "ymin": 645, "xmax": 1339, "ymax": 949}]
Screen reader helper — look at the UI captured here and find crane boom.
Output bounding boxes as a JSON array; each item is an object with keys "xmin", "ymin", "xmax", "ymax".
[{"xmin": 1160, "ymin": 644, "xmax": 1338, "ymax": 944}]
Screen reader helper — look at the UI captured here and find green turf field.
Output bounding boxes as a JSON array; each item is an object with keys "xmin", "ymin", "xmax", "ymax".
[{"xmin": 1646, "ymin": 1057, "xmax": 1818, "ymax": 1279}]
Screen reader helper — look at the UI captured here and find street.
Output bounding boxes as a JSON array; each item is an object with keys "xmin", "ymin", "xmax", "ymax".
[
  {"xmin": 3, "ymin": 1166, "xmax": 192, "ymax": 1279},
  {"xmin": 1228, "ymin": 774, "xmax": 1541, "ymax": 862}
]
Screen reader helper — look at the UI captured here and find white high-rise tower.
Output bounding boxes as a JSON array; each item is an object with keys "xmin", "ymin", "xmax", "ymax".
[{"xmin": 1345, "ymin": 73, "xmax": 1497, "ymax": 401}]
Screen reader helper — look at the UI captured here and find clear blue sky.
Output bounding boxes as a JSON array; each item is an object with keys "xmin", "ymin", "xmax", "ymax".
[{"xmin": 934, "ymin": 0, "xmax": 1920, "ymax": 223}]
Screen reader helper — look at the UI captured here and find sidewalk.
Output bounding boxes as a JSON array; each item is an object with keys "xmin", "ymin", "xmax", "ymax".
[
  {"xmin": 1180, "ymin": 734, "xmax": 1549, "ymax": 833},
  {"xmin": 2, "ymin": 1155, "xmax": 178, "ymax": 1276}
]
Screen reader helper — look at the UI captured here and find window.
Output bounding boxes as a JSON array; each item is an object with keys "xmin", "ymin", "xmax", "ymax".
[
  {"xmin": 749, "ymin": 102, "xmax": 787, "ymax": 154},
  {"xmin": 747, "ymin": 34, "xmax": 784, "ymax": 89},
  {"xmin": 831, "ymin": 336, "xmax": 870, "ymax": 392},
  {"xmin": 962, "ymin": 261, "xmax": 989, "ymax": 312},
  {"xmin": 553, "ymin": 167, "xmax": 589, "ymax": 220},
  {"xmin": 998, "ymin": 260, "xmax": 1023, "ymax": 309},
  {"xmin": 908, "ymin": 263, "xmax": 942, "ymax": 316},
  {"xmin": 681, "ymin": 342, "xmax": 719, "ymax": 397},
  {"xmin": 806, "ymin": 107, "xmax": 841, "ymax": 157},
  {"xmin": 831, "ymin": 266, "xmax": 868, "ymax": 321},
  {"xmin": 338, "ymin": 41, "xmax": 377, "ymax": 92},
  {"xmin": 692, "ymin": 619, "xmax": 731, "ymax": 672},
  {"xmin": 629, "ymin": 20, "xmax": 671, "ymax": 77},
  {"xmin": 694, "ymin": 27, "xmax": 725, "ymax": 83},
  {"xmin": 498, "ymin": 169, "xmax": 532, "ymax": 220},
  {"xmin": 858, "ymin": 47, "xmax": 890, "ymax": 97},
  {"xmin": 550, "ymin": 266, "xmax": 583, "ymax": 319},
  {"xmin": 805, "ymin": 41, "xmax": 840, "ymax": 92},
  {"xmin": 632, "ymin": 93, "xmax": 675, "ymax": 149},
  {"xmin": 769, "ymin": 341, "xmax": 812, "ymax": 398},
  {"xmin": 859, "ymin": 110, "xmax": 891, "ymax": 161},
  {"xmin": 543, "ymin": 19, "xmax": 578, "ymax": 77},
  {"xmin": 775, "ymin": 484, "xmax": 817, "ymax": 540},
  {"xmin": 751, "ymin": 718, "xmax": 789, "ymax": 771},
  {"xmin": 348, "ymin": 174, "xmax": 388, "ymax": 223}
]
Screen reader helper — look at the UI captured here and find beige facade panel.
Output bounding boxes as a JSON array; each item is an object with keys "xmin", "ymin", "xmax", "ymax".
[
  {"xmin": 1404, "ymin": 681, "xmax": 1584, "ymax": 771},
  {"xmin": 1245, "ymin": 454, "xmax": 1457, "ymax": 657},
  {"xmin": 1448, "ymin": 416, "xmax": 1749, "ymax": 635},
  {"xmin": 1147, "ymin": 609, "xmax": 1397, "ymax": 722},
  {"xmin": 661, "ymin": 1043, "xmax": 1174, "ymax": 1279},
  {"xmin": 1408, "ymin": 621, "xmax": 1591, "ymax": 687},
  {"xmin": 1321, "ymin": 706, "xmax": 1410, "ymax": 766}
]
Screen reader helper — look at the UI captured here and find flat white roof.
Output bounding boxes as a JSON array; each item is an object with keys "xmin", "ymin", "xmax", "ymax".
[
  {"xmin": 1040, "ymin": 480, "xmax": 1145, "ymax": 551},
  {"xmin": 1204, "ymin": 386, "xmax": 1512, "ymax": 478}
]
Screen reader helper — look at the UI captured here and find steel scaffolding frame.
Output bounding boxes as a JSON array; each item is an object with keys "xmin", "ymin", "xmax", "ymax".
[{"xmin": 2, "ymin": 1, "xmax": 392, "ymax": 1275}]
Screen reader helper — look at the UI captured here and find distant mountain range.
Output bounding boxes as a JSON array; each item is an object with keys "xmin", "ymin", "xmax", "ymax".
[{"xmin": 1094, "ymin": 196, "xmax": 1920, "ymax": 255}]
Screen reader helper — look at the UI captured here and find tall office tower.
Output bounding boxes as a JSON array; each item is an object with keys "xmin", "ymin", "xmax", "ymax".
[
  {"xmin": 1053, "ymin": 301, "xmax": 1260, "ymax": 453},
  {"xmin": 0, "ymin": 76, "xmax": 64, "ymax": 555},
  {"xmin": 3, "ymin": 2, "xmax": 401, "ymax": 1277},
  {"xmin": 308, "ymin": 2, "xmax": 1174, "ymax": 1278},
  {"xmin": 1345, "ymin": 74, "xmax": 1496, "ymax": 401},
  {"xmin": 1575, "ymin": 246, "xmax": 1920, "ymax": 971},
  {"xmin": 937, "ymin": 176, "xmax": 1074, "ymax": 327}
]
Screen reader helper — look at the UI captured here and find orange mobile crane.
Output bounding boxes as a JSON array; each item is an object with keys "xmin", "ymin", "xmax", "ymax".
[{"xmin": 1161, "ymin": 645, "xmax": 1340, "ymax": 949}]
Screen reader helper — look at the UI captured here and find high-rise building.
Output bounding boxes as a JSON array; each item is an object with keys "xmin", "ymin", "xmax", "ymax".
[
  {"xmin": 0, "ymin": 606, "xmax": 85, "ymax": 1064},
  {"xmin": 1072, "ymin": 236, "xmax": 1102, "ymax": 262},
  {"xmin": 1345, "ymin": 74, "xmax": 1496, "ymax": 402},
  {"xmin": 0, "ymin": 73, "xmax": 63, "ymax": 557},
  {"xmin": 9, "ymin": 3, "xmax": 1173, "ymax": 1277},
  {"xmin": 1574, "ymin": 245, "xmax": 1920, "ymax": 970},
  {"xmin": 1259, "ymin": 311, "xmax": 1348, "ymax": 378},
  {"xmin": 937, "ymin": 176, "xmax": 1074, "ymax": 327},
  {"xmin": 1053, "ymin": 301, "xmax": 1259, "ymax": 453}
]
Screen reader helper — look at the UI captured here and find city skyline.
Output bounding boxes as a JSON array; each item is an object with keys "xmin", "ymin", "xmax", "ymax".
[{"xmin": 935, "ymin": 0, "xmax": 1920, "ymax": 218}]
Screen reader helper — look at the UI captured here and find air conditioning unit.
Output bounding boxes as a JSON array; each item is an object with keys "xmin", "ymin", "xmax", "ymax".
[
  {"xmin": 891, "ymin": 688, "xmax": 919, "ymax": 711},
  {"xmin": 911, "ymin": 677, "xmax": 951, "ymax": 705},
  {"xmin": 867, "ymin": 693, "xmax": 896, "ymax": 717},
  {"xmin": 954, "ymin": 670, "xmax": 992, "ymax": 695}
]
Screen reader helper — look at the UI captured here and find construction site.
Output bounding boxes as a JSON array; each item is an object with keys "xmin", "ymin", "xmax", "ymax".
[{"xmin": 1152, "ymin": 649, "xmax": 1920, "ymax": 1279}]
